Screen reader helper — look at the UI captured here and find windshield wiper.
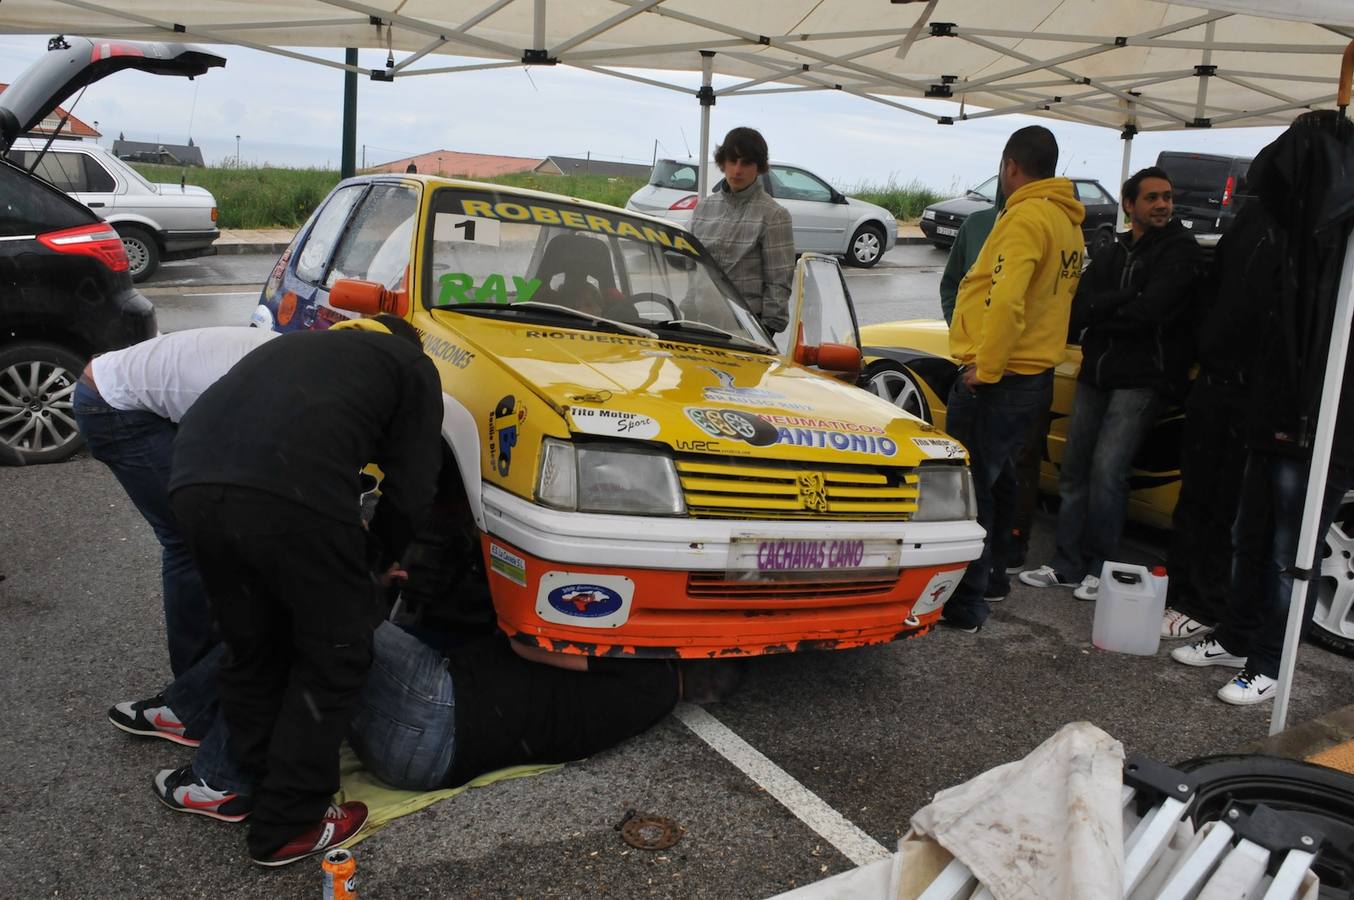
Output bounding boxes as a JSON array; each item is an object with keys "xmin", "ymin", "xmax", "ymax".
[
  {"xmin": 651, "ymin": 318, "xmax": 772, "ymax": 352},
  {"xmin": 508, "ymin": 302, "xmax": 659, "ymax": 338}
]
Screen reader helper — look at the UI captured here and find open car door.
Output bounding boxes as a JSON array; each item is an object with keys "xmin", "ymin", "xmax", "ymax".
[
  {"xmin": 775, "ymin": 252, "xmax": 863, "ymax": 382},
  {"xmin": 0, "ymin": 36, "xmax": 225, "ymax": 152}
]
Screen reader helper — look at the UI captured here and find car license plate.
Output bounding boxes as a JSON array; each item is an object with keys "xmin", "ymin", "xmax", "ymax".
[
  {"xmin": 726, "ymin": 535, "xmax": 902, "ymax": 582},
  {"xmin": 936, "ymin": 226, "xmax": 958, "ymax": 237}
]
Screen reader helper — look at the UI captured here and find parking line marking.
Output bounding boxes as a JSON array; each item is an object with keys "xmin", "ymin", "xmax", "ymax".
[{"xmin": 674, "ymin": 703, "xmax": 891, "ymax": 867}]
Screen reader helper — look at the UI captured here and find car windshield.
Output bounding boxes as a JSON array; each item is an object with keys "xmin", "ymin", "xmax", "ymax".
[
  {"xmin": 423, "ymin": 188, "xmax": 772, "ymax": 351},
  {"xmin": 968, "ymin": 175, "xmax": 998, "ymax": 201}
]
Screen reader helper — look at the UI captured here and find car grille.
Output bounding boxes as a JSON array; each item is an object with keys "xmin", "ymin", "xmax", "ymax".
[
  {"xmin": 675, "ymin": 455, "xmax": 917, "ymax": 520},
  {"xmin": 686, "ymin": 572, "xmax": 900, "ymax": 600},
  {"xmin": 934, "ymin": 211, "xmax": 964, "ymax": 227}
]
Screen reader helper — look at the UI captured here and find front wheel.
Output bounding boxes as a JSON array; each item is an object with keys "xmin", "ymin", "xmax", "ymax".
[
  {"xmin": 0, "ymin": 341, "xmax": 87, "ymax": 465},
  {"xmin": 847, "ymin": 223, "xmax": 885, "ymax": 268},
  {"xmin": 863, "ymin": 360, "xmax": 930, "ymax": 422},
  {"xmin": 1312, "ymin": 495, "xmax": 1354, "ymax": 658},
  {"xmin": 117, "ymin": 225, "xmax": 160, "ymax": 283}
]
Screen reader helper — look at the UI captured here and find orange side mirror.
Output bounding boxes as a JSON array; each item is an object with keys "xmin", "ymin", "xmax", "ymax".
[
  {"xmin": 329, "ymin": 278, "xmax": 408, "ymax": 317},
  {"xmin": 795, "ymin": 342, "xmax": 862, "ymax": 374}
]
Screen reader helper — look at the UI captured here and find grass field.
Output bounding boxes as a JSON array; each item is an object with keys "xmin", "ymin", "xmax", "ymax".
[{"xmin": 131, "ymin": 163, "xmax": 949, "ymax": 229}]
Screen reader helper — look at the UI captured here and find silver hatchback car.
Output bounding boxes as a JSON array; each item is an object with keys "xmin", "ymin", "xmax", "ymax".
[{"xmin": 626, "ymin": 157, "xmax": 897, "ymax": 268}]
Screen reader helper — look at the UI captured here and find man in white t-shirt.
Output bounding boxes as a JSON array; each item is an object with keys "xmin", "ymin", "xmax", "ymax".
[{"xmin": 73, "ymin": 327, "xmax": 276, "ymax": 693}]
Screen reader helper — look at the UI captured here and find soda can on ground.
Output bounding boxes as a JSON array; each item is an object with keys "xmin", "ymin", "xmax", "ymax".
[{"xmin": 322, "ymin": 848, "xmax": 358, "ymax": 900}]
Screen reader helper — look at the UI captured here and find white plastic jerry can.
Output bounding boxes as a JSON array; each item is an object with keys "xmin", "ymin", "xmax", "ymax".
[{"xmin": 1092, "ymin": 562, "xmax": 1169, "ymax": 655}]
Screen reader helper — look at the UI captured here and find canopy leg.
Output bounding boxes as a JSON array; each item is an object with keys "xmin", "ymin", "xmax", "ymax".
[
  {"xmin": 341, "ymin": 48, "xmax": 358, "ymax": 178},
  {"xmin": 697, "ymin": 50, "xmax": 715, "ymax": 197}
]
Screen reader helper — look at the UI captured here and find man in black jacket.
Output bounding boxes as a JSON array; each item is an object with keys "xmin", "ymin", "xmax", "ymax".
[
  {"xmin": 160, "ymin": 314, "xmax": 443, "ymax": 867},
  {"xmin": 1021, "ymin": 167, "xmax": 1202, "ymax": 601}
]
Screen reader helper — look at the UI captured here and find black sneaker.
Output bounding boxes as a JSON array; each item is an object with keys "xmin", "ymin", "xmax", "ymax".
[
  {"xmin": 1004, "ymin": 535, "xmax": 1029, "ymax": 575},
  {"xmin": 109, "ymin": 695, "xmax": 200, "ymax": 748},
  {"xmin": 153, "ymin": 765, "xmax": 253, "ymax": 823},
  {"xmin": 940, "ymin": 618, "xmax": 982, "ymax": 634}
]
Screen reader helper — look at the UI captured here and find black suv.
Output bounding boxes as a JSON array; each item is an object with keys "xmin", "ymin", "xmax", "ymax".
[
  {"xmin": 0, "ymin": 37, "xmax": 223, "ymax": 464},
  {"xmin": 1155, "ymin": 151, "xmax": 1253, "ymax": 236},
  {"xmin": 919, "ymin": 174, "xmax": 1120, "ymax": 254}
]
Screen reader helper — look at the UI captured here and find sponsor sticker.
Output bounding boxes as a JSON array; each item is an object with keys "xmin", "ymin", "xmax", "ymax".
[
  {"xmin": 687, "ymin": 407, "xmax": 899, "ymax": 457},
  {"xmin": 535, "ymin": 571, "xmax": 635, "ymax": 628},
  {"xmin": 727, "ymin": 535, "xmax": 902, "ymax": 582},
  {"xmin": 912, "ymin": 437, "xmax": 966, "ymax": 459},
  {"xmin": 488, "ymin": 395, "xmax": 526, "ymax": 477},
  {"xmin": 433, "ymin": 213, "xmax": 501, "ymax": 246},
  {"xmin": 488, "ymin": 543, "xmax": 526, "ymax": 586},
  {"xmin": 700, "ymin": 367, "xmax": 810, "ymax": 410},
  {"xmin": 912, "ymin": 569, "xmax": 962, "ymax": 615},
  {"xmin": 569, "ymin": 406, "xmax": 660, "ymax": 439}
]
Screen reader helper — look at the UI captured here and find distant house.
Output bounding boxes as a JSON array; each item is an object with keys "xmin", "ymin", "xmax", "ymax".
[
  {"xmin": 534, "ymin": 156, "xmax": 651, "ymax": 179},
  {"xmin": 365, "ymin": 150, "xmax": 542, "ymax": 178},
  {"xmin": 0, "ymin": 83, "xmax": 100, "ymax": 140},
  {"xmin": 113, "ymin": 139, "xmax": 205, "ymax": 167}
]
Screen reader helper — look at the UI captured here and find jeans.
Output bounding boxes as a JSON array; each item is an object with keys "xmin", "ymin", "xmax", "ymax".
[
  {"xmin": 943, "ymin": 369, "xmax": 1054, "ymax": 627},
  {"xmin": 162, "ymin": 644, "xmax": 253, "ymax": 795},
  {"xmin": 348, "ymin": 623, "xmax": 458, "ymax": 791},
  {"xmin": 1212, "ymin": 453, "xmax": 1353, "ymax": 678},
  {"xmin": 1051, "ymin": 383, "xmax": 1164, "ymax": 582},
  {"xmin": 72, "ymin": 382, "xmax": 214, "ymax": 676}
]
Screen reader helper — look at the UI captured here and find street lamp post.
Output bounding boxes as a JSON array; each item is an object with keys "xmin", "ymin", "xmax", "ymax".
[{"xmin": 235, "ymin": 134, "xmax": 241, "ymax": 168}]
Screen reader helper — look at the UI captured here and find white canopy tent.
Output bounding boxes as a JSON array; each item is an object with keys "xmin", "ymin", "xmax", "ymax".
[{"xmin": 2, "ymin": 0, "xmax": 1352, "ymax": 735}]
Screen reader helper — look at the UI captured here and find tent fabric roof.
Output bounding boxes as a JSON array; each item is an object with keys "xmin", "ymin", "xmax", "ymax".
[{"xmin": 0, "ymin": 1, "xmax": 1350, "ymax": 133}]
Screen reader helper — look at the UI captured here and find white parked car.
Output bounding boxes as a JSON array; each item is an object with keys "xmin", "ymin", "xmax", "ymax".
[
  {"xmin": 4, "ymin": 137, "xmax": 219, "ymax": 281},
  {"xmin": 626, "ymin": 157, "xmax": 898, "ymax": 268}
]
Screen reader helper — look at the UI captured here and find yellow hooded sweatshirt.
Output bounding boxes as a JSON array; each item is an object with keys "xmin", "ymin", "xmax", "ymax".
[{"xmin": 949, "ymin": 177, "xmax": 1086, "ymax": 384}]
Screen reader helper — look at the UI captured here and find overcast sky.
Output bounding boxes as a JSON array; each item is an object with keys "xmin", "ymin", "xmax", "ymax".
[{"xmin": 0, "ymin": 34, "xmax": 1283, "ymax": 197}]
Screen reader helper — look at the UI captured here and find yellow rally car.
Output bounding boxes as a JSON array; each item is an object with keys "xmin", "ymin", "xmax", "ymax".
[{"xmin": 250, "ymin": 176, "xmax": 984, "ymax": 658}]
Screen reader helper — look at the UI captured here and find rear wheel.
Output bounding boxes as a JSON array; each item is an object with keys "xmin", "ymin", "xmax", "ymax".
[
  {"xmin": 0, "ymin": 341, "xmax": 87, "ymax": 465},
  {"xmin": 863, "ymin": 360, "xmax": 930, "ymax": 422},
  {"xmin": 117, "ymin": 225, "xmax": 160, "ymax": 282},
  {"xmin": 1312, "ymin": 494, "xmax": 1354, "ymax": 657},
  {"xmin": 847, "ymin": 223, "xmax": 885, "ymax": 268}
]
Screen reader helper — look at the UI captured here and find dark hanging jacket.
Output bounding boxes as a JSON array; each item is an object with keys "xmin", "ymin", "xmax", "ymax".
[
  {"xmin": 1069, "ymin": 217, "xmax": 1203, "ymax": 397},
  {"xmin": 1239, "ymin": 114, "xmax": 1354, "ymax": 467}
]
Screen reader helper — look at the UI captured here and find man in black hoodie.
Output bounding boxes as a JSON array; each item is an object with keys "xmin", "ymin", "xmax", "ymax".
[
  {"xmin": 1021, "ymin": 167, "xmax": 1202, "ymax": 601},
  {"xmin": 1171, "ymin": 110, "xmax": 1354, "ymax": 705}
]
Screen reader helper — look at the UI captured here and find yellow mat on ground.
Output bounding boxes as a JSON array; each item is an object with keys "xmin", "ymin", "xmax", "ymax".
[
  {"xmin": 1307, "ymin": 739, "xmax": 1354, "ymax": 776},
  {"xmin": 334, "ymin": 744, "xmax": 562, "ymax": 846}
]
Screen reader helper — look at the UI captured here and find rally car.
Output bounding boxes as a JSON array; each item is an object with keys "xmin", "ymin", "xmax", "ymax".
[
  {"xmin": 857, "ymin": 318, "xmax": 1354, "ymax": 657},
  {"xmin": 250, "ymin": 177, "xmax": 984, "ymax": 658}
]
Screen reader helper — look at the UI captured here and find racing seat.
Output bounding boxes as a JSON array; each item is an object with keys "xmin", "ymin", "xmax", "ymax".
[{"xmin": 532, "ymin": 233, "xmax": 624, "ymax": 315}]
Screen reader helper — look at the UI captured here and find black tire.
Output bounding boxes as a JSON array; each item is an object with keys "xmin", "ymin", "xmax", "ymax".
[
  {"xmin": 0, "ymin": 341, "xmax": 87, "ymax": 465},
  {"xmin": 117, "ymin": 225, "xmax": 160, "ymax": 282},
  {"xmin": 1088, "ymin": 226, "xmax": 1115, "ymax": 257},
  {"xmin": 863, "ymin": 360, "xmax": 930, "ymax": 422},
  {"xmin": 847, "ymin": 223, "xmax": 886, "ymax": 268},
  {"xmin": 1311, "ymin": 494, "xmax": 1354, "ymax": 658}
]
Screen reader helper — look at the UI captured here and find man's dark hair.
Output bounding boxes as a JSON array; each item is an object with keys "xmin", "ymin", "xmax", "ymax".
[
  {"xmin": 1001, "ymin": 126, "xmax": 1059, "ymax": 180},
  {"xmin": 714, "ymin": 126, "xmax": 770, "ymax": 173},
  {"xmin": 374, "ymin": 314, "xmax": 422, "ymax": 348},
  {"xmin": 1122, "ymin": 166, "xmax": 1172, "ymax": 204}
]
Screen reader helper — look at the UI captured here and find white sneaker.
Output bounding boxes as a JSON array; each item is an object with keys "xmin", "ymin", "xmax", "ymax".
[
  {"xmin": 1217, "ymin": 669, "xmax": 1278, "ymax": 705},
  {"xmin": 1073, "ymin": 575, "xmax": 1099, "ymax": 601},
  {"xmin": 1018, "ymin": 565, "xmax": 1076, "ymax": 589},
  {"xmin": 1170, "ymin": 638, "xmax": 1246, "ymax": 668},
  {"xmin": 1161, "ymin": 607, "xmax": 1213, "ymax": 640}
]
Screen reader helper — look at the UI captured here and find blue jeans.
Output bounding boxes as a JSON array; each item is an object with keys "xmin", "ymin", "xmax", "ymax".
[
  {"xmin": 943, "ymin": 369, "xmax": 1054, "ymax": 627},
  {"xmin": 1213, "ymin": 453, "xmax": 1353, "ymax": 678},
  {"xmin": 72, "ymin": 381, "xmax": 214, "ymax": 676},
  {"xmin": 163, "ymin": 644, "xmax": 253, "ymax": 795},
  {"xmin": 348, "ymin": 623, "xmax": 457, "ymax": 791},
  {"xmin": 1051, "ymin": 384, "xmax": 1163, "ymax": 582}
]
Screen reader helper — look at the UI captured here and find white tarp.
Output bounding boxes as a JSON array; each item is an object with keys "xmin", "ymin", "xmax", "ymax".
[{"xmin": 0, "ymin": 1, "xmax": 1350, "ymax": 132}]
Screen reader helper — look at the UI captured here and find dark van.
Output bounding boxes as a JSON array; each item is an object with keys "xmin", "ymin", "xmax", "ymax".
[{"xmin": 1155, "ymin": 151, "xmax": 1253, "ymax": 236}]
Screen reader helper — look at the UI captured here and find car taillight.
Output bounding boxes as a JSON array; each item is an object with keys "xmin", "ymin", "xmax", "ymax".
[
  {"xmin": 37, "ymin": 223, "xmax": 129, "ymax": 272},
  {"xmin": 669, "ymin": 194, "xmax": 699, "ymax": 211},
  {"xmin": 1221, "ymin": 175, "xmax": 1235, "ymax": 207},
  {"xmin": 211, "ymin": 207, "xmax": 219, "ymax": 223}
]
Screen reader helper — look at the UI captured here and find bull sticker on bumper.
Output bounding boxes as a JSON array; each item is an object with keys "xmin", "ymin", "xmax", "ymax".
[
  {"xmin": 536, "ymin": 572, "xmax": 635, "ymax": 628},
  {"xmin": 913, "ymin": 569, "xmax": 961, "ymax": 615}
]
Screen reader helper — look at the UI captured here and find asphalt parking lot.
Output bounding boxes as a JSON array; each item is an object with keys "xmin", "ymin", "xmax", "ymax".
[{"xmin": 5, "ymin": 452, "xmax": 1354, "ymax": 898}]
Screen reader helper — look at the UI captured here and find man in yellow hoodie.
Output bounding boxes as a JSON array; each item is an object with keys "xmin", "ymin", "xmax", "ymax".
[{"xmin": 941, "ymin": 126, "xmax": 1086, "ymax": 632}]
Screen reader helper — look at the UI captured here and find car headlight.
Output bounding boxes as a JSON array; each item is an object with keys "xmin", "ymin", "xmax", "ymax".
[
  {"xmin": 911, "ymin": 465, "xmax": 975, "ymax": 521},
  {"xmin": 921, "ymin": 209, "xmax": 936, "ymax": 221},
  {"xmin": 536, "ymin": 438, "xmax": 686, "ymax": 515}
]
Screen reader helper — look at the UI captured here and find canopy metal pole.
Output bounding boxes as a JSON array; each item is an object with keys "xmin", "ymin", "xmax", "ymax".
[
  {"xmin": 1118, "ymin": 114, "xmax": 1135, "ymax": 233},
  {"xmin": 1271, "ymin": 227, "xmax": 1354, "ymax": 734},
  {"xmin": 697, "ymin": 50, "xmax": 715, "ymax": 197},
  {"xmin": 341, "ymin": 47, "xmax": 357, "ymax": 178}
]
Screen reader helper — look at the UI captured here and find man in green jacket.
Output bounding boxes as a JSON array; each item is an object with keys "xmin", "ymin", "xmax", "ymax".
[{"xmin": 939, "ymin": 180, "xmax": 1005, "ymax": 325}]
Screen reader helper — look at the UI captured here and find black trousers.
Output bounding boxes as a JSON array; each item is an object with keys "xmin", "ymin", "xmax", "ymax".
[
  {"xmin": 170, "ymin": 484, "xmax": 377, "ymax": 857},
  {"xmin": 1165, "ymin": 377, "xmax": 1249, "ymax": 626}
]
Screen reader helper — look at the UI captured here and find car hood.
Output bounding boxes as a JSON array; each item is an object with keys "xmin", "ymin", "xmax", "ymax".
[
  {"xmin": 845, "ymin": 195, "xmax": 893, "ymax": 220},
  {"xmin": 437, "ymin": 312, "xmax": 952, "ymax": 465},
  {"xmin": 0, "ymin": 37, "xmax": 224, "ymax": 151},
  {"xmin": 927, "ymin": 196, "xmax": 993, "ymax": 217}
]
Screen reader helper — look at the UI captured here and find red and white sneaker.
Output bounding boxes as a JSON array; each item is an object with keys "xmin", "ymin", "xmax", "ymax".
[
  {"xmin": 250, "ymin": 802, "xmax": 369, "ymax": 868},
  {"xmin": 153, "ymin": 765, "xmax": 253, "ymax": 823},
  {"xmin": 108, "ymin": 695, "xmax": 200, "ymax": 747}
]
